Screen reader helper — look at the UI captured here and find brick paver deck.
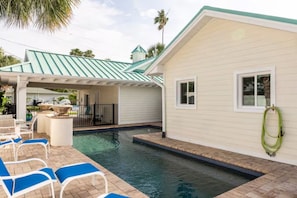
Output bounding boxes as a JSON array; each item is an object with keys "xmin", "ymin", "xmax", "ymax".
[
  {"xmin": 133, "ymin": 132, "xmax": 297, "ymax": 198},
  {"xmin": 0, "ymin": 132, "xmax": 148, "ymax": 198},
  {"xmin": 1, "ymin": 122, "xmax": 296, "ymax": 197}
]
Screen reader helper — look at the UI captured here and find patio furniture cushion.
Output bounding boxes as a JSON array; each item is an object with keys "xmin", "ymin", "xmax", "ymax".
[
  {"xmin": 22, "ymin": 138, "xmax": 48, "ymax": 145},
  {"xmin": 98, "ymin": 193, "xmax": 129, "ymax": 198},
  {"xmin": 0, "ymin": 158, "xmax": 56, "ymax": 197},
  {"xmin": 0, "ymin": 138, "xmax": 22, "ymax": 146},
  {"xmin": 55, "ymin": 162, "xmax": 108, "ymax": 198},
  {"xmin": 11, "ymin": 167, "xmax": 56, "ymax": 194}
]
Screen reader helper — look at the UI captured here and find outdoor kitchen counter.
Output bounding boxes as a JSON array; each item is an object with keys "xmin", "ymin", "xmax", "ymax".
[
  {"xmin": 45, "ymin": 115, "xmax": 73, "ymax": 146},
  {"xmin": 37, "ymin": 111, "xmax": 56, "ymax": 133}
]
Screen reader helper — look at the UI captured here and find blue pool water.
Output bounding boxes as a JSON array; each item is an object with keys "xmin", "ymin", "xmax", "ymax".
[{"xmin": 73, "ymin": 127, "xmax": 255, "ymax": 198}]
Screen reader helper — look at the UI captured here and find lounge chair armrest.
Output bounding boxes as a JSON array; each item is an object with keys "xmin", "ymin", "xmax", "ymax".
[
  {"xmin": 4, "ymin": 158, "xmax": 48, "ymax": 167},
  {"xmin": 1, "ymin": 170, "xmax": 54, "ymax": 181},
  {"xmin": 0, "ymin": 126, "xmax": 15, "ymax": 129},
  {"xmin": 0, "ymin": 134, "xmax": 19, "ymax": 139}
]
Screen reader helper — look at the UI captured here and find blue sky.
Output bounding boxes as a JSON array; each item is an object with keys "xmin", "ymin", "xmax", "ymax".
[{"xmin": 0, "ymin": 0, "xmax": 297, "ymax": 62}]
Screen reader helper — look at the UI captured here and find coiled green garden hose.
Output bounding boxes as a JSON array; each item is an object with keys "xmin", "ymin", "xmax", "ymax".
[{"xmin": 261, "ymin": 106, "xmax": 284, "ymax": 157}]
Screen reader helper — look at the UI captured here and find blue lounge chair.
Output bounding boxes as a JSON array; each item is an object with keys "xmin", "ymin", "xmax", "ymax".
[
  {"xmin": 0, "ymin": 157, "xmax": 56, "ymax": 198},
  {"xmin": 0, "ymin": 137, "xmax": 22, "ymax": 160},
  {"xmin": 98, "ymin": 193, "xmax": 129, "ymax": 198},
  {"xmin": 16, "ymin": 138, "xmax": 49, "ymax": 160},
  {"xmin": 19, "ymin": 114, "xmax": 38, "ymax": 139},
  {"xmin": 0, "ymin": 118, "xmax": 49, "ymax": 160},
  {"xmin": 55, "ymin": 162, "xmax": 108, "ymax": 198}
]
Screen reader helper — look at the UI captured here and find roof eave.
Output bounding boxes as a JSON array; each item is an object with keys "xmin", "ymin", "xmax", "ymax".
[{"xmin": 0, "ymin": 72, "xmax": 157, "ymax": 87}]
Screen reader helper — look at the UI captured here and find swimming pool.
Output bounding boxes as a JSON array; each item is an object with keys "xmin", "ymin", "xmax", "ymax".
[{"xmin": 73, "ymin": 127, "xmax": 256, "ymax": 198}]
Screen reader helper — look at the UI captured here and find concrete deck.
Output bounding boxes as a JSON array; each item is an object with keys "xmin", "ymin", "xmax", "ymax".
[{"xmin": 133, "ymin": 132, "xmax": 297, "ymax": 198}]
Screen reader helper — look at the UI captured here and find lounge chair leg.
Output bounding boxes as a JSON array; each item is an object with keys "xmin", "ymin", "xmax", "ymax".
[
  {"xmin": 16, "ymin": 145, "xmax": 22, "ymax": 161},
  {"xmin": 43, "ymin": 144, "xmax": 48, "ymax": 159},
  {"xmin": 60, "ymin": 185, "xmax": 66, "ymax": 198},
  {"xmin": 92, "ymin": 175, "xmax": 95, "ymax": 185},
  {"xmin": 49, "ymin": 182, "xmax": 55, "ymax": 198},
  {"xmin": 12, "ymin": 143, "xmax": 16, "ymax": 161},
  {"xmin": 101, "ymin": 174, "xmax": 108, "ymax": 194}
]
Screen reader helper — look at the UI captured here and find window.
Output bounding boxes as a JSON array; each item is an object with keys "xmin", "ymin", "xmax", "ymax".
[
  {"xmin": 234, "ymin": 67, "xmax": 275, "ymax": 112},
  {"xmin": 176, "ymin": 77, "xmax": 196, "ymax": 108}
]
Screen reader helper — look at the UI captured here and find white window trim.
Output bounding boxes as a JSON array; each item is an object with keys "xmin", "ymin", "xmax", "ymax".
[
  {"xmin": 175, "ymin": 76, "xmax": 197, "ymax": 109},
  {"xmin": 234, "ymin": 67, "xmax": 275, "ymax": 113}
]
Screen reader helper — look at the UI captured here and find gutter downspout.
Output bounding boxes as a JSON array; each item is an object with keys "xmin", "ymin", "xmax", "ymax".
[{"xmin": 150, "ymin": 76, "xmax": 166, "ymax": 138}]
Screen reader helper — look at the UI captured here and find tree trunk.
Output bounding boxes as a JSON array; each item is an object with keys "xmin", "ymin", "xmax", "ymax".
[{"xmin": 162, "ymin": 28, "xmax": 164, "ymax": 45}]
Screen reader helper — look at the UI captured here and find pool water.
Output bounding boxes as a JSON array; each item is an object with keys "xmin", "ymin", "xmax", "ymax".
[{"xmin": 73, "ymin": 127, "xmax": 255, "ymax": 198}]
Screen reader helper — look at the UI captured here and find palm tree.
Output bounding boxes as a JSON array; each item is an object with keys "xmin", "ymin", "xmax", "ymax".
[
  {"xmin": 154, "ymin": 9, "xmax": 169, "ymax": 45},
  {"xmin": 70, "ymin": 48, "xmax": 83, "ymax": 56},
  {"xmin": 146, "ymin": 43, "xmax": 165, "ymax": 58},
  {"xmin": 70, "ymin": 48, "xmax": 95, "ymax": 58},
  {"xmin": 83, "ymin": 50, "xmax": 95, "ymax": 58},
  {"xmin": 0, "ymin": 48, "xmax": 20, "ymax": 67},
  {"xmin": 0, "ymin": 0, "xmax": 80, "ymax": 31}
]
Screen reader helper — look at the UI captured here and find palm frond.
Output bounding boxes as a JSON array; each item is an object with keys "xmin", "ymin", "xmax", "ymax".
[{"xmin": 0, "ymin": 0, "xmax": 80, "ymax": 31}]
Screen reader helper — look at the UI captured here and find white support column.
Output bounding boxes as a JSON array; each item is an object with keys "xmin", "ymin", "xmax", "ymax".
[{"xmin": 16, "ymin": 76, "xmax": 28, "ymax": 120}]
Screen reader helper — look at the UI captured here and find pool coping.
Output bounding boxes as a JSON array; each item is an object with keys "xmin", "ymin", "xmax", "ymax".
[
  {"xmin": 132, "ymin": 132, "xmax": 297, "ymax": 197},
  {"xmin": 133, "ymin": 136, "xmax": 263, "ymax": 178}
]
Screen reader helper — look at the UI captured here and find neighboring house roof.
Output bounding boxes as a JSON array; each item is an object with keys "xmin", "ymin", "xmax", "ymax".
[
  {"xmin": 131, "ymin": 45, "xmax": 146, "ymax": 53},
  {"xmin": 145, "ymin": 6, "xmax": 297, "ymax": 75},
  {"xmin": 0, "ymin": 50, "xmax": 162, "ymax": 87}
]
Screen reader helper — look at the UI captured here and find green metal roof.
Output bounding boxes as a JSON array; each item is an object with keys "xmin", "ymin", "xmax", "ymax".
[
  {"xmin": 203, "ymin": 6, "xmax": 297, "ymax": 25},
  {"xmin": 123, "ymin": 57, "xmax": 156, "ymax": 73},
  {"xmin": 131, "ymin": 45, "xmax": 146, "ymax": 53},
  {"xmin": 0, "ymin": 50, "xmax": 157, "ymax": 83}
]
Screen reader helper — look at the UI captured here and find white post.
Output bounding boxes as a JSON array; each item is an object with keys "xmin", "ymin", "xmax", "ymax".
[{"xmin": 16, "ymin": 76, "xmax": 28, "ymax": 120}]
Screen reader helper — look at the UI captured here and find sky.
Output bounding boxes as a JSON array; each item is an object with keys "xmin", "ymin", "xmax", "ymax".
[{"xmin": 0, "ymin": 0, "xmax": 297, "ymax": 63}]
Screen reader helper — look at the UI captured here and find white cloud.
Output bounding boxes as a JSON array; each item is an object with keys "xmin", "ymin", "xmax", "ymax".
[
  {"xmin": 70, "ymin": 1, "xmax": 122, "ymax": 29},
  {"xmin": 140, "ymin": 9, "xmax": 157, "ymax": 19},
  {"xmin": 1, "ymin": 0, "xmax": 297, "ymax": 62}
]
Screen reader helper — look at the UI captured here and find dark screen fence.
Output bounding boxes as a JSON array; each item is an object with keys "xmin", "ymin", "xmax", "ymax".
[{"xmin": 73, "ymin": 104, "xmax": 117, "ymax": 127}]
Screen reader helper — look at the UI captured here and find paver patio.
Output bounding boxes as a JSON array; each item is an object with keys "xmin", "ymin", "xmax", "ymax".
[
  {"xmin": 0, "ymin": 132, "xmax": 148, "ymax": 198},
  {"xmin": 133, "ymin": 132, "xmax": 297, "ymax": 198},
  {"xmin": 1, "ymin": 122, "xmax": 297, "ymax": 197}
]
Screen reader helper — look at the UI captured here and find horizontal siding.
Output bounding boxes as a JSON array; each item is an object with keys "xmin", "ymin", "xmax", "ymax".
[
  {"xmin": 119, "ymin": 86, "xmax": 162, "ymax": 124},
  {"xmin": 164, "ymin": 18, "xmax": 297, "ymax": 165},
  {"xmin": 97, "ymin": 86, "xmax": 118, "ymax": 104}
]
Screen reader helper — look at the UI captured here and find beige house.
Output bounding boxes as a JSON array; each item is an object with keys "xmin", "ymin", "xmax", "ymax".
[{"xmin": 146, "ymin": 6, "xmax": 297, "ymax": 165}]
